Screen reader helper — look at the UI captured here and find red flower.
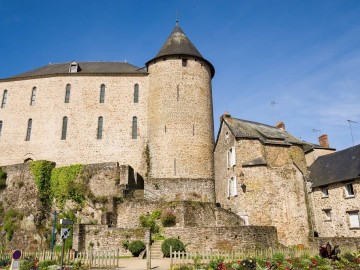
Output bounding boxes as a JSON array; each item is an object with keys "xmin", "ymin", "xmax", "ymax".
[
  {"xmin": 266, "ymin": 260, "xmax": 271, "ymax": 268},
  {"xmin": 311, "ymin": 259, "xmax": 317, "ymax": 266}
]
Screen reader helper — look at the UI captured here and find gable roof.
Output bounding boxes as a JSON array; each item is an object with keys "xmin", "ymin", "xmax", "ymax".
[
  {"xmin": 146, "ymin": 24, "xmax": 215, "ymax": 78},
  {"xmin": 1, "ymin": 62, "xmax": 147, "ymax": 81},
  {"xmin": 309, "ymin": 144, "xmax": 360, "ymax": 187},
  {"xmin": 219, "ymin": 115, "xmax": 303, "ymax": 147}
]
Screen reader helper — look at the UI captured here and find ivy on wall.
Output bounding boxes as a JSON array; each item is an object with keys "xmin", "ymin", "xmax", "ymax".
[
  {"xmin": 0, "ymin": 167, "xmax": 7, "ymax": 189},
  {"xmin": 30, "ymin": 160, "xmax": 55, "ymax": 205}
]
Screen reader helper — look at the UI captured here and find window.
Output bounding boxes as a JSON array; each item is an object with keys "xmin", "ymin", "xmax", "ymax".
[
  {"xmin": 182, "ymin": 59, "xmax": 187, "ymax": 67},
  {"xmin": 30, "ymin": 87, "xmax": 36, "ymax": 105},
  {"xmin": 348, "ymin": 211, "xmax": 360, "ymax": 228},
  {"xmin": 227, "ymin": 177, "xmax": 238, "ymax": 198},
  {"xmin": 227, "ymin": 146, "xmax": 236, "ymax": 168},
  {"xmin": 134, "ymin": 84, "xmax": 139, "ymax": 103},
  {"xmin": 0, "ymin": 121, "xmax": 2, "ymax": 138},
  {"xmin": 65, "ymin": 84, "xmax": 71, "ymax": 103},
  {"xmin": 25, "ymin": 119, "xmax": 32, "ymax": 141},
  {"xmin": 69, "ymin": 61, "xmax": 79, "ymax": 73},
  {"xmin": 177, "ymin": 85, "xmax": 180, "ymax": 101},
  {"xmin": 323, "ymin": 209, "xmax": 332, "ymax": 221},
  {"xmin": 61, "ymin": 117, "xmax": 68, "ymax": 140},
  {"xmin": 322, "ymin": 187, "xmax": 329, "ymax": 197},
  {"xmin": 132, "ymin": 116, "xmax": 137, "ymax": 139},
  {"xmin": 97, "ymin": 116, "xmax": 103, "ymax": 139},
  {"xmin": 1, "ymin": 90, "xmax": 8, "ymax": 108},
  {"xmin": 345, "ymin": 183, "xmax": 355, "ymax": 197},
  {"xmin": 99, "ymin": 84, "xmax": 105, "ymax": 103}
]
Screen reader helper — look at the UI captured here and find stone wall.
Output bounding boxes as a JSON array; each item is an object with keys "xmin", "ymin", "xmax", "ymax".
[
  {"xmin": 72, "ymin": 224, "xmax": 150, "ymax": 253},
  {"xmin": 309, "ymin": 237, "xmax": 360, "ymax": 251},
  {"xmin": 147, "ymin": 57, "xmax": 214, "ymax": 180},
  {"xmin": 164, "ymin": 226, "xmax": 278, "ymax": 252},
  {"xmin": 214, "ymin": 123, "xmax": 310, "ymax": 246},
  {"xmin": 0, "ymin": 75, "xmax": 149, "ymax": 176},
  {"xmin": 309, "ymin": 179, "xmax": 360, "ymax": 237},
  {"xmin": 145, "ymin": 178, "xmax": 215, "ymax": 202}
]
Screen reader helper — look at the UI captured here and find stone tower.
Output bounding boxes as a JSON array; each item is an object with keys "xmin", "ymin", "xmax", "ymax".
[{"xmin": 146, "ymin": 23, "xmax": 215, "ymax": 180}]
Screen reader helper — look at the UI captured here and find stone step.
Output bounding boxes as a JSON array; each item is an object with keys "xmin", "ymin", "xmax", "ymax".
[{"xmin": 150, "ymin": 240, "xmax": 164, "ymax": 259}]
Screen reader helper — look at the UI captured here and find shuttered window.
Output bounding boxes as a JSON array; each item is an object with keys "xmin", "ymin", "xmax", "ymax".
[
  {"xmin": 65, "ymin": 84, "xmax": 71, "ymax": 103},
  {"xmin": 1, "ymin": 90, "xmax": 8, "ymax": 108},
  {"xmin": 97, "ymin": 116, "xmax": 103, "ymax": 139},
  {"xmin": 61, "ymin": 117, "xmax": 68, "ymax": 140},
  {"xmin": 100, "ymin": 84, "xmax": 105, "ymax": 103},
  {"xmin": 134, "ymin": 84, "xmax": 139, "ymax": 103},
  {"xmin": 132, "ymin": 116, "xmax": 137, "ymax": 139},
  {"xmin": 25, "ymin": 119, "xmax": 32, "ymax": 141}
]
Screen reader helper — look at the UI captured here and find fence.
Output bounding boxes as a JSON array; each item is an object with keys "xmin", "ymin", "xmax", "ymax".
[{"xmin": 0, "ymin": 249, "xmax": 122, "ymax": 269}]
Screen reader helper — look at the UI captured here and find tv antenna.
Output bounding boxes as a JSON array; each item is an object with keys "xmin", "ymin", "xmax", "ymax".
[
  {"xmin": 312, "ymin": 128, "xmax": 321, "ymax": 143},
  {"xmin": 270, "ymin": 100, "xmax": 278, "ymax": 123},
  {"xmin": 347, "ymin": 120, "xmax": 357, "ymax": 146}
]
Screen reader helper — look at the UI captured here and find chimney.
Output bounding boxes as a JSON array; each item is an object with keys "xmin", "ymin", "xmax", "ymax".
[
  {"xmin": 275, "ymin": 121, "xmax": 285, "ymax": 131},
  {"xmin": 318, "ymin": 134, "xmax": 329, "ymax": 148},
  {"xmin": 221, "ymin": 111, "xmax": 231, "ymax": 121}
]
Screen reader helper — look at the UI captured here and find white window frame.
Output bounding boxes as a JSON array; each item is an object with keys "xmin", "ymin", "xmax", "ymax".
[
  {"xmin": 227, "ymin": 146, "xmax": 236, "ymax": 168},
  {"xmin": 321, "ymin": 187, "xmax": 329, "ymax": 197},
  {"xmin": 348, "ymin": 211, "xmax": 360, "ymax": 228},
  {"xmin": 345, "ymin": 183, "xmax": 355, "ymax": 198}
]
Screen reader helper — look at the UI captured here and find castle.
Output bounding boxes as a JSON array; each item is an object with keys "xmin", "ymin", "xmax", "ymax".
[{"xmin": 0, "ymin": 23, "xmax": 359, "ymax": 252}]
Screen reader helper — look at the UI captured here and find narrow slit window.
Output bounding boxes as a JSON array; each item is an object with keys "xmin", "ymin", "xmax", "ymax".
[
  {"xmin": 97, "ymin": 116, "xmax": 103, "ymax": 139},
  {"xmin": 193, "ymin": 124, "xmax": 195, "ymax": 136},
  {"xmin": 177, "ymin": 85, "xmax": 180, "ymax": 101},
  {"xmin": 182, "ymin": 59, "xmax": 187, "ymax": 67},
  {"xmin": 1, "ymin": 90, "xmax": 8, "ymax": 108},
  {"xmin": 61, "ymin": 117, "xmax": 68, "ymax": 140},
  {"xmin": 99, "ymin": 84, "xmax": 105, "ymax": 103},
  {"xmin": 30, "ymin": 87, "xmax": 36, "ymax": 105},
  {"xmin": 0, "ymin": 121, "xmax": 2, "ymax": 138},
  {"xmin": 132, "ymin": 116, "xmax": 137, "ymax": 139},
  {"xmin": 165, "ymin": 125, "xmax": 167, "ymax": 133},
  {"xmin": 134, "ymin": 84, "xmax": 139, "ymax": 103},
  {"xmin": 174, "ymin": 158, "xmax": 177, "ymax": 175},
  {"xmin": 65, "ymin": 84, "xmax": 71, "ymax": 103},
  {"xmin": 25, "ymin": 119, "xmax": 32, "ymax": 141}
]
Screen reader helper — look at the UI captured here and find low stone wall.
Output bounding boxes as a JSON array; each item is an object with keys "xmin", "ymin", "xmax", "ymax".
[
  {"xmin": 145, "ymin": 178, "xmax": 215, "ymax": 202},
  {"xmin": 73, "ymin": 224, "xmax": 150, "ymax": 253},
  {"xmin": 164, "ymin": 226, "xmax": 278, "ymax": 252},
  {"xmin": 309, "ymin": 237, "xmax": 360, "ymax": 251}
]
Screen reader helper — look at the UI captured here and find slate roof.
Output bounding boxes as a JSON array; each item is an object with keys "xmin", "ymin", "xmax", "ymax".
[
  {"xmin": 308, "ymin": 144, "xmax": 360, "ymax": 187},
  {"xmin": 303, "ymin": 141, "xmax": 335, "ymax": 153},
  {"xmin": 221, "ymin": 116, "xmax": 304, "ymax": 146},
  {"xmin": 2, "ymin": 62, "xmax": 147, "ymax": 80},
  {"xmin": 146, "ymin": 24, "xmax": 215, "ymax": 78}
]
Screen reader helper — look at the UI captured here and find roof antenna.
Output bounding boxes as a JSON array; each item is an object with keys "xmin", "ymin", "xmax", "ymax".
[
  {"xmin": 347, "ymin": 119, "xmax": 357, "ymax": 146},
  {"xmin": 270, "ymin": 100, "xmax": 278, "ymax": 124},
  {"xmin": 312, "ymin": 128, "xmax": 321, "ymax": 144}
]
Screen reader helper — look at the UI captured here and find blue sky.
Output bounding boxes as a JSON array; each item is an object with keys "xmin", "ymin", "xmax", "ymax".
[{"xmin": 1, "ymin": 0, "xmax": 359, "ymax": 150}]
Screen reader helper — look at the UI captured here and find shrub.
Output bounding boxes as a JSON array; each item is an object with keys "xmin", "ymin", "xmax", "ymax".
[
  {"xmin": 128, "ymin": 240, "xmax": 146, "ymax": 257},
  {"xmin": 161, "ymin": 210, "xmax": 176, "ymax": 227},
  {"xmin": 0, "ymin": 167, "xmax": 7, "ymax": 189},
  {"xmin": 139, "ymin": 210, "xmax": 161, "ymax": 234},
  {"xmin": 0, "ymin": 258, "xmax": 11, "ymax": 267},
  {"xmin": 161, "ymin": 237, "xmax": 185, "ymax": 257},
  {"xmin": 38, "ymin": 260, "xmax": 57, "ymax": 270},
  {"xmin": 3, "ymin": 209, "xmax": 23, "ymax": 241}
]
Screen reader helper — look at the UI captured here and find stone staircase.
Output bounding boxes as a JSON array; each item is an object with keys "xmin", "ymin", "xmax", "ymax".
[{"xmin": 150, "ymin": 240, "xmax": 164, "ymax": 259}]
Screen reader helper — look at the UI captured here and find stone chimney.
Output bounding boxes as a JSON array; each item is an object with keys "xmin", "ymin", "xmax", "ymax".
[
  {"xmin": 275, "ymin": 121, "xmax": 285, "ymax": 131},
  {"xmin": 221, "ymin": 111, "xmax": 231, "ymax": 121},
  {"xmin": 318, "ymin": 134, "xmax": 329, "ymax": 148}
]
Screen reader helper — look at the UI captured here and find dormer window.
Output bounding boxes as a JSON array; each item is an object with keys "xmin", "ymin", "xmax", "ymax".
[{"xmin": 69, "ymin": 61, "xmax": 79, "ymax": 73}]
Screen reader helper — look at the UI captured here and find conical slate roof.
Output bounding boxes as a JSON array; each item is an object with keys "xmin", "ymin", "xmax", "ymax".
[
  {"xmin": 146, "ymin": 24, "xmax": 215, "ymax": 77},
  {"xmin": 155, "ymin": 25, "xmax": 203, "ymax": 59}
]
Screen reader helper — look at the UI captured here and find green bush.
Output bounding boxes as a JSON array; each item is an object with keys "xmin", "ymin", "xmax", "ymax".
[
  {"xmin": 128, "ymin": 240, "xmax": 146, "ymax": 257},
  {"xmin": 161, "ymin": 210, "xmax": 176, "ymax": 227},
  {"xmin": 0, "ymin": 167, "xmax": 7, "ymax": 189},
  {"xmin": 3, "ymin": 209, "xmax": 23, "ymax": 241},
  {"xmin": 30, "ymin": 160, "xmax": 55, "ymax": 205},
  {"xmin": 38, "ymin": 260, "xmax": 57, "ymax": 270},
  {"xmin": 139, "ymin": 210, "xmax": 161, "ymax": 234},
  {"xmin": 161, "ymin": 237, "xmax": 185, "ymax": 257},
  {"xmin": 0, "ymin": 258, "xmax": 11, "ymax": 267}
]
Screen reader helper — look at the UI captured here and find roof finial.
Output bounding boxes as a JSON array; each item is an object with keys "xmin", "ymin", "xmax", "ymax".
[{"xmin": 176, "ymin": 9, "xmax": 179, "ymax": 26}]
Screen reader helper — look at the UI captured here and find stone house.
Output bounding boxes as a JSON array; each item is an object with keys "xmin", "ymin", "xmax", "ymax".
[
  {"xmin": 308, "ymin": 144, "xmax": 360, "ymax": 237},
  {"xmin": 214, "ymin": 113, "xmax": 310, "ymax": 246},
  {"xmin": 303, "ymin": 134, "xmax": 336, "ymax": 167}
]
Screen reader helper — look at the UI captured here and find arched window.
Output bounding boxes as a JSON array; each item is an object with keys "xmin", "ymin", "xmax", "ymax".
[
  {"xmin": 0, "ymin": 121, "xmax": 2, "ymax": 138},
  {"xmin": 1, "ymin": 90, "xmax": 8, "ymax": 108},
  {"xmin": 61, "ymin": 116, "xmax": 68, "ymax": 140},
  {"xmin": 99, "ymin": 84, "xmax": 105, "ymax": 103},
  {"xmin": 132, "ymin": 116, "xmax": 137, "ymax": 139},
  {"xmin": 25, "ymin": 119, "xmax": 32, "ymax": 141},
  {"xmin": 65, "ymin": 84, "xmax": 71, "ymax": 103},
  {"xmin": 30, "ymin": 87, "xmax": 36, "ymax": 105},
  {"xmin": 134, "ymin": 84, "xmax": 139, "ymax": 103},
  {"xmin": 97, "ymin": 116, "xmax": 103, "ymax": 139}
]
